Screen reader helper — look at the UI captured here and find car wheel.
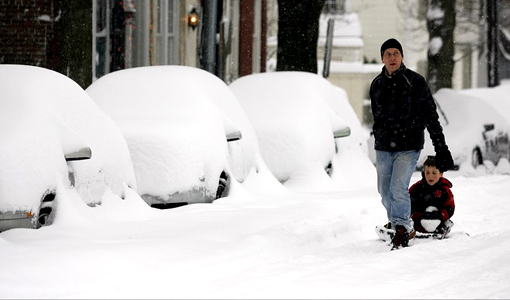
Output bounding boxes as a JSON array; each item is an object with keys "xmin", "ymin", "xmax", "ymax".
[
  {"xmin": 325, "ymin": 161, "xmax": 333, "ymax": 177},
  {"xmin": 471, "ymin": 147, "xmax": 483, "ymax": 168},
  {"xmin": 38, "ymin": 191, "xmax": 56, "ymax": 227},
  {"xmin": 215, "ymin": 171, "xmax": 228, "ymax": 199}
]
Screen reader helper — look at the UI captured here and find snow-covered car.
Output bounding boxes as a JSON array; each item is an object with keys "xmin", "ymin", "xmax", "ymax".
[
  {"xmin": 458, "ymin": 81, "xmax": 510, "ymax": 121},
  {"xmin": 86, "ymin": 66, "xmax": 249, "ymax": 208},
  {"xmin": 320, "ymin": 83, "xmax": 377, "ymax": 187},
  {"xmin": 189, "ymin": 69, "xmax": 261, "ymax": 185},
  {"xmin": 458, "ymin": 82, "xmax": 510, "ymax": 168},
  {"xmin": 425, "ymin": 88, "xmax": 510, "ymax": 170},
  {"xmin": 367, "ymin": 88, "xmax": 510, "ymax": 171},
  {"xmin": 229, "ymin": 71, "xmax": 352, "ymax": 189},
  {"xmin": 0, "ymin": 65, "xmax": 137, "ymax": 232}
]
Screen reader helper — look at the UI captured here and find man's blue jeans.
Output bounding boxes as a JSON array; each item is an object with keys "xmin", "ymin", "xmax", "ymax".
[{"xmin": 376, "ymin": 150, "xmax": 420, "ymax": 232}]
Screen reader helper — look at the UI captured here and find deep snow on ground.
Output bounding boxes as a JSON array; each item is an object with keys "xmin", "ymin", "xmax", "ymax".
[{"xmin": 1, "ymin": 167, "xmax": 509, "ymax": 299}]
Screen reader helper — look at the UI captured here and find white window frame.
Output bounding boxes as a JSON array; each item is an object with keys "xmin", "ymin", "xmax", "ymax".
[{"xmin": 155, "ymin": 0, "xmax": 180, "ymax": 65}]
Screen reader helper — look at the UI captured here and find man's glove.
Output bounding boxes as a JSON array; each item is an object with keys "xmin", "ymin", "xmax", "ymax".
[{"xmin": 435, "ymin": 148, "xmax": 454, "ymax": 172}]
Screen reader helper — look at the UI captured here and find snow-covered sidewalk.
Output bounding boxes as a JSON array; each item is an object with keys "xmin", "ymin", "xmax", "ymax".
[{"xmin": 1, "ymin": 171, "xmax": 509, "ymax": 299}]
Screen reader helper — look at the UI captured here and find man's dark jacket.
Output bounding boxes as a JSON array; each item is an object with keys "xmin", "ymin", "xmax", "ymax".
[{"xmin": 370, "ymin": 64, "xmax": 447, "ymax": 152}]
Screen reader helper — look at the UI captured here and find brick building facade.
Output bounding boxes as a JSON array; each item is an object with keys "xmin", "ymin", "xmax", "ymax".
[
  {"xmin": 0, "ymin": 0, "xmax": 62, "ymax": 71},
  {"xmin": 1, "ymin": 0, "xmax": 92, "ymax": 88}
]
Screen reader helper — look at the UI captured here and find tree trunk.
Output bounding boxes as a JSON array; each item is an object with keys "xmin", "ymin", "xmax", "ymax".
[
  {"xmin": 60, "ymin": 0, "xmax": 93, "ymax": 89},
  {"xmin": 276, "ymin": 0, "xmax": 325, "ymax": 73},
  {"xmin": 426, "ymin": 0, "xmax": 456, "ymax": 93}
]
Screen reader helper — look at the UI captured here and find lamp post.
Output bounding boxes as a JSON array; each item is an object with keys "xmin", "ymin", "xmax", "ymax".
[
  {"xmin": 200, "ymin": 0, "xmax": 218, "ymax": 74},
  {"xmin": 487, "ymin": 0, "xmax": 499, "ymax": 87}
]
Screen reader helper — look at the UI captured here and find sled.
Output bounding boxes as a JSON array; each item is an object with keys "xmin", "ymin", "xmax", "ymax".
[
  {"xmin": 375, "ymin": 224, "xmax": 451, "ymax": 243},
  {"xmin": 376, "ymin": 221, "xmax": 468, "ymax": 246}
]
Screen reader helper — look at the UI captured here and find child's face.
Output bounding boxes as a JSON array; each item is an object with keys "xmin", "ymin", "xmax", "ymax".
[{"xmin": 424, "ymin": 165, "xmax": 443, "ymax": 186}]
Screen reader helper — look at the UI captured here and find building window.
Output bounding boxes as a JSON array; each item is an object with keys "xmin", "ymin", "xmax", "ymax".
[
  {"xmin": 93, "ymin": 0, "xmax": 110, "ymax": 79},
  {"xmin": 323, "ymin": 0, "xmax": 345, "ymax": 14},
  {"xmin": 155, "ymin": 0, "xmax": 179, "ymax": 65},
  {"xmin": 131, "ymin": 0, "xmax": 179, "ymax": 66},
  {"xmin": 93, "ymin": 0, "xmax": 180, "ymax": 78}
]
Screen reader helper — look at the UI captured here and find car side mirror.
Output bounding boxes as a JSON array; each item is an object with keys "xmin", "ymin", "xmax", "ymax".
[
  {"xmin": 333, "ymin": 127, "xmax": 351, "ymax": 138},
  {"xmin": 64, "ymin": 147, "xmax": 92, "ymax": 161},
  {"xmin": 226, "ymin": 130, "xmax": 243, "ymax": 142}
]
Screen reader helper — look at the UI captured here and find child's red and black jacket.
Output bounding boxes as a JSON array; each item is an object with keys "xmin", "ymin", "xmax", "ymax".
[{"xmin": 409, "ymin": 175, "xmax": 455, "ymax": 224}]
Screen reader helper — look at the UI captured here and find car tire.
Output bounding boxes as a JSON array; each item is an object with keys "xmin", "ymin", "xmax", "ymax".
[
  {"xmin": 37, "ymin": 191, "xmax": 56, "ymax": 227},
  {"xmin": 215, "ymin": 171, "xmax": 228, "ymax": 199},
  {"xmin": 471, "ymin": 147, "xmax": 483, "ymax": 168},
  {"xmin": 325, "ymin": 161, "xmax": 333, "ymax": 177}
]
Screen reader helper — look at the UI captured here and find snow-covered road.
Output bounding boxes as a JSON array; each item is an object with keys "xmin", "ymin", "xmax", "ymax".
[{"xmin": 1, "ymin": 171, "xmax": 509, "ymax": 299}]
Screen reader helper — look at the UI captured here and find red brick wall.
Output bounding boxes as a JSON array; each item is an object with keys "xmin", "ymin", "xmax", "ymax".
[{"xmin": 0, "ymin": 0, "xmax": 61, "ymax": 70}]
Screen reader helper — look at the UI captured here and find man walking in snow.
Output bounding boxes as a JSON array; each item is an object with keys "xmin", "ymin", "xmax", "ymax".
[{"xmin": 370, "ymin": 38, "xmax": 454, "ymax": 250}]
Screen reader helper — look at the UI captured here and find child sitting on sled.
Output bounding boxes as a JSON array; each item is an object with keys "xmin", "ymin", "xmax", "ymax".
[{"xmin": 409, "ymin": 155, "xmax": 455, "ymax": 236}]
